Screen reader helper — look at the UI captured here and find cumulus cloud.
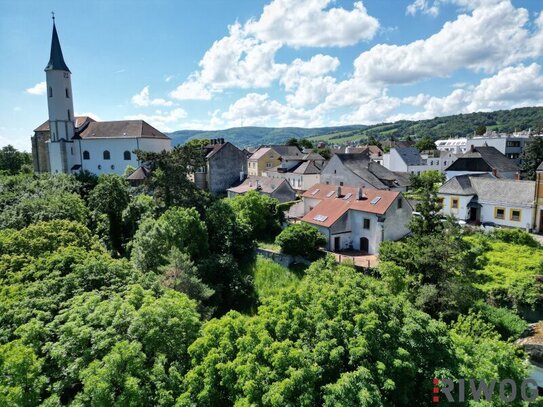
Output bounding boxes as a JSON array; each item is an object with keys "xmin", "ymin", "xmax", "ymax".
[
  {"xmin": 25, "ymin": 81, "xmax": 46, "ymax": 95},
  {"xmin": 131, "ymin": 86, "xmax": 173, "ymax": 107},
  {"xmin": 169, "ymin": 76, "xmax": 212, "ymax": 100},
  {"xmin": 124, "ymin": 107, "xmax": 187, "ymax": 132},
  {"xmin": 245, "ymin": 0, "xmax": 379, "ymax": 47},
  {"xmin": 406, "ymin": 0, "xmax": 503, "ymax": 16},
  {"xmin": 406, "ymin": 0, "xmax": 439, "ymax": 16},
  {"xmin": 354, "ymin": 1, "xmax": 536, "ymax": 85}
]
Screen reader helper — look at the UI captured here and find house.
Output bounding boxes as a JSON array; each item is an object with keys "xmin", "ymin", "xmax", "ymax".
[
  {"xmin": 193, "ymin": 138, "xmax": 247, "ymax": 194},
  {"xmin": 301, "ymin": 184, "xmax": 412, "ymax": 254},
  {"xmin": 247, "ymin": 145, "xmax": 302, "ymax": 176},
  {"xmin": 382, "ymin": 147, "xmax": 457, "ymax": 174},
  {"xmin": 330, "ymin": 145, "xmax": 384, "ymax": 162},
  {"xmin": 438, "ymin": 175, "xmax": 535, "ymax": 230},
  {"xmin": 320, "ymin": 153, "xmax": 410, "ymax": 191},
  {"xmin": 444, "ymin": 146, "xmax": 520, "ymax": 180},
  {"xmin": 226, "ymin": 176, "xmax": 296, "ymax": 202},
  {"xmin": 31, "ymin": 20, "xmax": 171, "ymax": 175},
  {"xmin": 264, "ymin": 152, "xmax": 326, "ymax": 191}
]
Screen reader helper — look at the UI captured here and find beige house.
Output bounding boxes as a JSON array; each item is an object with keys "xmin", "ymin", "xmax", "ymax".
[{"xmin": 247, "ymin": 145, "xmax": 302, "ymax": 176}]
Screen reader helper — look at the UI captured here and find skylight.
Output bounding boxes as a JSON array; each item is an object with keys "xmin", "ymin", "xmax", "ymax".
[
  {"xmin": 313, "ymin": 214, "xmax": 328, "ymax": 222},
  {"xmin": 343, "ymin": 193, "xmax": 352, "ymax": 200},
  {"xmin": 326, "ymin": 191, "xmax": 335, "ymax": 197},
  {"xmin": 310, "ymin": 188, "xmax": 320, "ymax": 196},
  {"xmin": 370, "ymin": 196, "xmax": 381, "ymax": 205}
]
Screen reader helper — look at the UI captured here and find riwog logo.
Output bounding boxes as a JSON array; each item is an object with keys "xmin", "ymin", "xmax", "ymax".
[{"xmin": 433, "ymin": 378, "xmax": 539, "ymax": 403}]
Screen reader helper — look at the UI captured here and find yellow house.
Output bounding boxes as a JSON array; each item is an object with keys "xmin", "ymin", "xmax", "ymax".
[{"xmin": 248, "ymin": 147, "xmax": 281, "ymax": 176}]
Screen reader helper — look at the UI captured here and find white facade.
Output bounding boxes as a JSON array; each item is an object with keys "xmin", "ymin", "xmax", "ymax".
[{"xmin": 383, "ymin": 148, "xmax": 457, "ymax": 174}]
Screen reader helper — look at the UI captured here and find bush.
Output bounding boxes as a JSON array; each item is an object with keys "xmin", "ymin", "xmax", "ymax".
[
  {"xmin": 491, "ymin": 228, "xmax": 540, "ymax": 248},
  {"xmin": 473, "ymin": 301, "xmax": 528, "ymax": 340},
  {"xmin": 275, "ymin": 223, "xmax": 326, "ymax": 260}
]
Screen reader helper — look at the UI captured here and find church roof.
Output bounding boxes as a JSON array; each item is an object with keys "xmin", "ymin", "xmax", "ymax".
[
  {"xmin": 78, "ymin": 120, "xmax": 170, "ymax": 140},
  {"xmin": 34, "ymin": 116, "xmax": 96, "ymax": 132},
  {"xmin": 45, "ymin": 23, "xmax": 70, "ymax": 72}
]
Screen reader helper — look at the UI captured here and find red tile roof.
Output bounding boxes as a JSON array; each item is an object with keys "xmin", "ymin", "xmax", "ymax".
[{"xmin": 302, "ymin": 183, "xmax": 400, "ymax": 228}]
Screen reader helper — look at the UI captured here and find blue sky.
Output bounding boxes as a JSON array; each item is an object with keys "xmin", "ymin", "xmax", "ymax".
[{"xmin": 1, "ymin": 0, "xmax": 542, "ymax": 151}]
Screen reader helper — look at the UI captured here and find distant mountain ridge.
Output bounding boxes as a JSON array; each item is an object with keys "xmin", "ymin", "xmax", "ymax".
[{"xmin": 168, "ymin": 107, "xmax": 543, "ymax": 147}]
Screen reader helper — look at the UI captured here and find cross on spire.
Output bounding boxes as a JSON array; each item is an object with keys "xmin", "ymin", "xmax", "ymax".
[{"xmin": 51, "ymin": 11, "xmax": 55, "ymax": 22}]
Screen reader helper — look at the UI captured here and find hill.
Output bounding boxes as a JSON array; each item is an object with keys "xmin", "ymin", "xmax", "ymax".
[
  {"xmin": 168, "ymin": 125, "xmax": 367, "ymax": 147},
  {"xmin": 307, "ymin": 106, "xmax": 543, "ymax": 144},
  {"xmin": 168, "ymin": 106, "xmax": 543, "ymax": 147}
]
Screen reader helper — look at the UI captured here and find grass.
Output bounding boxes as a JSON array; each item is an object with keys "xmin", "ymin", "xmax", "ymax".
[
  {"xmin": 257, "ymin": 240, "xmax": 281, "ymax": 252},
  {"xmin": 253, "ymin": 255, "xmax": 302, "ymax": 299}
]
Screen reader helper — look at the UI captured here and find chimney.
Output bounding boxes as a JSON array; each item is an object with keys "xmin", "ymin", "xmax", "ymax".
[
  {"xmin": 470, "ymin": 144, "xmax": 475, "ymax": 152},
  {"xmin": 336, "ymin": 186, "xmax": 341, "ymax": 198},
  {"xmin": 492, "ymin": 168, "xmax": 497, "ymax": 177},
  {"xmin": 357, "ymin": 187, "xmax": 364, "ymax": 200},
  {"xmin": 220, "ymin": 138, "xmax": 225, "ymax": 144}
]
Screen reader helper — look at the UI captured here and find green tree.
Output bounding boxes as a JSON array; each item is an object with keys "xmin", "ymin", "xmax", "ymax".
[
  {"xmin": 136, "ymin": 145, "xmax": 211, "ymax": 212},
  {"xmin": 409, "ymin": 170, "xmax": 445, "ymax": 192},
  {"xmin": 415, "ymin": 136, "xmax": 436, "ymax": 151},
  {"xmin": 226, "ymin": 191, "xmax": 283, "ymax": 241},
  {"xmin": 0, "ymin": 340, "xmax": 46, "ymax": 407},
  {"xmin": 131, "ymin": 206, "xmax": 208, "ymax": 273},
  {"xmin": 475, "ymin": 125, "xmax": 487, "ymax": 135},
  {"xmin": 161, "ymin": 248, "xmax": 215, "ymax": 318},
  {"xmin": 89, "ymin": 174, "xmax": 131, "ymax": 256},
  {"xmin": 275, "ymin": 223, "xmax": 326, "ymax": 260},
  {"xmin": 520, "ymin": 135, "xmax": 543, "ymax": 180},
  {"xmin": 0, "ymin": 145, "xmax": 31, "ymax": 175}
]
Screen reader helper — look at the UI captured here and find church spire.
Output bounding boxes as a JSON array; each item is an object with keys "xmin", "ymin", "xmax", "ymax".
[{"xmin": 44, "ymin": 15, "xmax": 70, "ymax": 73}]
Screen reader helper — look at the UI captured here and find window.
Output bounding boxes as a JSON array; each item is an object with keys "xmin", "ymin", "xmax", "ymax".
[
  {"xmin": 363, "ymin": 218, "xmax": 370, "ymax": 229},
  {"xmin": 494, "ymin": 207, "xmax": 505, "ymax": 220},
  {"xmin": 506, "ymin": 141, "xmax": 521, "ymax": 148},
  {"xmin": 111, "ymin": 165, "xmax": 115, "ymax": 170},
  {"xmin": 437, "ymin": 197, "xmax": 444, "ymax": 208},
  {"xmin": 123, "ymin": 151, "xmax": 131, "ymax": 160},
  {"xmin": 48, "ymin": 87, "xmax": 53, "ymax": 97},
  {"xmin": 340, "ymin": 181, "xmax": 344, "ymax": 186},
  {"xmin": 266, "ymin": 162, "xmax": 272, "ymax": 168},
  {"xmin": 510, "ymin": 209, "xmax": 521, "ymax": 222},
  {"xmin": 397, "ymin": 198, "xmax": 403, "ymax": 209},
  {"xmin": 451, "ymin": 198, "xmax": 459, "ymax": 209},
  {"xmin": 67, "ymin": 109, "xmax": 71, "ymax": 121},
  {"xmin": 103, "ymin": 150, "xmax": 110, "ymax": 160},
  {"xmin": 83, "ymin": 151, "xmax": 90, "ymax": 160},
  {"xmin": 65, "ymin": 88, "xmax": 69, "ymax": 98},
  {"xmin": 97, "ymin": 165, "xmax": 102, "ymax": 170}
]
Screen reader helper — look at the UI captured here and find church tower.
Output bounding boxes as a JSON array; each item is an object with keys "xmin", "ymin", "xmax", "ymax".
[{"xmin": 45, "ymin": 17, "xmax": 77, "ymax": 173}]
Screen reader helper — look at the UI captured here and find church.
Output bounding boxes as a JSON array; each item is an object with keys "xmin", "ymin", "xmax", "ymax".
[{"xmin": 31, "ymin": 20, "xmax": 171, "ymax": 175}]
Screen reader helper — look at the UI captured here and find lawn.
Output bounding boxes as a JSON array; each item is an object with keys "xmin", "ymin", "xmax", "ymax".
[{"xmin": 252, "ymin": 255, "xmax": 302, "ymax": 299}]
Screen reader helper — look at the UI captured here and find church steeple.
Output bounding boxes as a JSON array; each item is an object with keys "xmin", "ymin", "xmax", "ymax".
[{"xmin": 45, "ymin": 17, "xmax": 70, "ymax": 72}]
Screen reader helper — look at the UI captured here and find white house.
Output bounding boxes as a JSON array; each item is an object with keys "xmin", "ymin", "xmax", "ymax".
[
  {"xmin": 438, "ymin": 175, "xmax": 536, "ymax": 230},
  {"xmin": 264, "ymin": 152, "xmax": 325, "ymax": 191},
  {"xmin": 301, "ymin": 184, "xmax": 412, "ymax": 254},
  {"xmin": 320, "ymin": 153, "xmax": 410, "ymax": 191},
  {"xmin": 382, "ymin": 147, "xmax": 457, "ymax": 175},
  {"xmin": 31, "ymin": 20, "xmax": 171, "ymax": 176}
]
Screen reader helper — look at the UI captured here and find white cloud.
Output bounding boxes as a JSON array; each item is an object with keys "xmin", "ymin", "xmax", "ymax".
[
  {"xmin": 340, "ymin": 95, "xmax": 402, "ymax": 125},
  {"xmin": 245, "ymin": 0, "xmax": 379, "ymax": 47},
  {"xmin": 169, "ymin": 76, "xmax": 213, "ymax": 100},
  {"xmin": 354, "ymin": 1, "xmax": 535, "ymax": 85},
  {"xmin": 124, "ymin": 107, "xmax": 187, "ymax": 132},
  {"xmin": 131, "ymin": 86, "xmax": 173, "ymax": 107},
  {"xmin": 406, "ymin": 0, "xmax": 439, "ymax": 16},
  {"xmin": 25, "ymin": 81, "xmax": 46, "ymax": 95}
]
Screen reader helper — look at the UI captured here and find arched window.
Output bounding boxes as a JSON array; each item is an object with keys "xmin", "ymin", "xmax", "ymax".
[
  {"xmin": 67, "ymin": 109, "xmax": 71, "ymax": 121},
  {"xmin": 83, "ymin": 151, "xmax": 90, "ymax": 160},
  {"xmin": 48, "ymin": 87, "xmax": 53, "ymax": 97},
  {"xmin": 123, "ymin": 151, "xmax": 131, "ymax": 160},
  {"xmin": 103, "ymin": 150, "xmax": 110, "ymax": 160}
]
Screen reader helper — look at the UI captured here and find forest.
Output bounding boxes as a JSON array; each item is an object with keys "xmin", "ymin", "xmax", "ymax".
[{"xmin": 0, "ymin": 144, "xmax": 542, "ymax": 406}]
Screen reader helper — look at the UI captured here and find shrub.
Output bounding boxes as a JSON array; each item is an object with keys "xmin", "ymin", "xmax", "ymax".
[
  {"xmin": 275, "ymin": 223, "xmax": 326, "ymax": 260},
  {"xmin": 473, "ymin": 301, "xmax": 528, "ymax": 340}
]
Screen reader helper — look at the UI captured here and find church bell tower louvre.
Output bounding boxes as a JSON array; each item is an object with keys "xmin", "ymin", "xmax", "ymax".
[{"xmin": 45, "ymin": 14, "xmax": 79, "ymax": 173}]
